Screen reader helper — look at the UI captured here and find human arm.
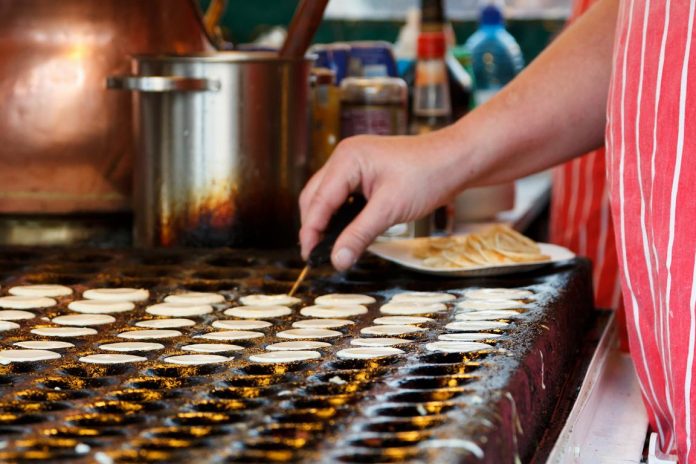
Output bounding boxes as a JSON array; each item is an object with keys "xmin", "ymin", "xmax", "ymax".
[{"xmin": 300, "ymin": 0, "xmax": 620, "ymax": 270}]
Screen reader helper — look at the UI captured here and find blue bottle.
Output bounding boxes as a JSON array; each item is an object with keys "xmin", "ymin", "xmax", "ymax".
[{"xmin": 464, "ymin": 4, "xmax": 524, "ymax": 106}]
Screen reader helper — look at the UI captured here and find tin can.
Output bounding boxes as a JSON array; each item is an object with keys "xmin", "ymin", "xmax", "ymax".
[
  {"xmin": 310, "ymin": 68, "xmax": 341, "ymax": 174},
  {"xmin": 339, "ymin": 77, "xmax": 407, "ymax": 139}
]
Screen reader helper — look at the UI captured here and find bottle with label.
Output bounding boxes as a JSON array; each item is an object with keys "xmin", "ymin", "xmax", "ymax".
[
  {"xmin": 464, "ymin": 4, "xmax": 524, "ymax": 106},
  {"xmin": 409, "ymin": 21, "xmax": 454, "ymax": 237}
]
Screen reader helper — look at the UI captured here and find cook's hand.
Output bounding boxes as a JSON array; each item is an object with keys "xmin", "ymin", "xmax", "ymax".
[{"xmin": 299, "ymin": 130, "xmax": 464, "ymax": 271}]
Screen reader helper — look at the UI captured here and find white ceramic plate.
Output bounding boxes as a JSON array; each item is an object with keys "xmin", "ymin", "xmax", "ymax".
[{"xmin": 368, "ymin": 239, "xmax": 575, "ymax": 277}]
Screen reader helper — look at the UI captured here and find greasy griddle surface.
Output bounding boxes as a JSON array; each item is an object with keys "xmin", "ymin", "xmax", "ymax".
[{"xmin": 0, "ymin": 248, "xmax": 592, "ymax": 463}]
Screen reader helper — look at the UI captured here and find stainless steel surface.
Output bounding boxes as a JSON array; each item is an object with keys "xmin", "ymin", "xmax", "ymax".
[
  {"xmin": 110, "ymin": 52, "xmax": 313, "ymax": 248},
  {"xmin": 0, "ymin": 0, "xmax": 216, "ymax": 214}
]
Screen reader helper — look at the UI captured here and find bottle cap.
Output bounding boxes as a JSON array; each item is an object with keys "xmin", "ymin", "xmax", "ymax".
[
  {"xmin": 417, "ymin": 32, "xmax": 446, "ymax": 59},
  {"xmin": 480, "ymin": 5, "xmax": 503, "ymax": 26}
]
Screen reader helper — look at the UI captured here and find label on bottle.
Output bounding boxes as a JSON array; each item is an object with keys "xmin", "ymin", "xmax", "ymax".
[{"xmin": 340, "ymin": 104, "xmax": 407, "ymax": 138}]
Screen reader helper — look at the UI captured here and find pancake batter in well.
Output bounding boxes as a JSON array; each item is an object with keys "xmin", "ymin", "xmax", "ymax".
[
  {"xmin": 292, "ymin": 319, "xmax": 354, "ymax": 329},
  {"xmin": 0, "ymin": 296, "xmax": 56, "ymax": 309},
  {"xmin": 196, "ymin": 330, "xmax": 264, "ymax": 341},
  {"xmin": 224, "ymin": 305, "xmax": 291, "ymax": 319},
  {"xmin": 390, "ymin": 292, "xmax": 456, "ymax": 304},
  {"xmin": 146, "ymin": 302, "xmax": 213, "ymax": 317},
  {"xmin": 79, "ymin": 353, "xmax": 147, "ymax": 364},
  {"xmin": 212, "ymin": 320, "xmax": 272, "ymax": 330},
  {"xmin": 99, "ymin": 342, "xmax": 164, "ymax": 352},
  {"xmin": 83, "ymin": 288, "xmax": 149, "ymax": 302},
  {"xmin": 0, "ymin": 310, "xmax": 35, "ymax": 321},
  {"xmin": 299, "ymin": 304, "xmax": 367, "ymax": 319},
  {"xmin": 350, "ymin": 337, "xmax": 413, "ymax": 347},
  {"xmin": 164, "ymin": 292, "xmax": 225, "ymax": 305},
  {"xmin": 164, "ymin": 354, "xmax": 232, "ymax": 365},
  {"xmin": 14, "ymin": 340, "xmax": 74, "ymax": 350},
  {"xmin": 239, "ymin": 294, "xmax": 301, "ymax": 307},
  {"xmin": 135, "ymin": 318, "xmax": 196, "ymax": 329},
  {"xmin": 31, "ymin": 327, "xmax": 97, "ymax": 337},
  {"xmin": 276, "ymin": 328, "xmax": 342, "ymax": 339},
  {"xmin": 336, "ymin": 347, "xmax": 404, "ymax": 359},
  {"xmin": 68, "ymin": 300, "xmax": 134, "ymax": 314},
  {"xmin": 265, "ymin": 341, "xmax": 331, "ymax": 351},
  {"xmin": 117, "ymin": 329, "xmax": 182, "ymax": 340},
  {"xmin": 372, "ymin": 316, "xmax": 432, "ymax": 325},
  {"xmin": 456, "ymin": 299, "xmax": 523, "ymax": 311},
  {"xmin": 249, "ymin": 350, "xmax": 320, "ymax": 363},
  {"xmin": 9, "ymin": 284, "xmax": 73, "ymax": 298},
  {"xmin": 360, "ymin": 325, "xmax": 425, "ymax": 336},
  {"xmin": 181, "ymin": 343, "xmax": 244, "ymax": 353},
  {"xmin": 438, "ymin": 333, "xmax": 502, "ymax": 342},
  {"xmin": 464, "ymin": 288, "xmax": 533, "ymax": 301},
  {"xmin": 52, "ymin": 314, "xmax": 115, "ymax": 326},
  {"xmin": 445, "ymin": 321, "xmax": 510, "ymax": 332},
  {"xmin": 425, "ymin": 341, "xmax": 494, "ymax": 353},
  {"xmin": 315, "ymin": 294, "xmax": 376, "ymax": 306},
  {"xmin": 0, "ymin": 349, "xmax": 61, "ymax": 363},
  {"xmin": 455, "ymin": 310, "xmax": 521, "ymax": 321},
  {"xmin": 0, "ymin": 321, "xmax": 20, "ymax": 332},
  {"xmin": 379, "ymin": 302, "xmax": 446, "ymax": 315}
]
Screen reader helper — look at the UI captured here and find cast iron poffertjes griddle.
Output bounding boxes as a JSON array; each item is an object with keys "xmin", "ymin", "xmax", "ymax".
[{"xmin": 0, "ymin": 247, "xmax": 592, "ymax": 463}]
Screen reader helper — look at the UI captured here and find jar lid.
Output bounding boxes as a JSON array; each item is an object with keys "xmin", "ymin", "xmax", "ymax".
[{"xmin": 340, "ymin": 77, "xmax": 407, "ymax": 104}]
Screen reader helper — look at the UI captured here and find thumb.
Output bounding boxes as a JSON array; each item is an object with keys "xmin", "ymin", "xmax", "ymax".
[{"xmin": 331, "ymin": 192, "xmax": 396, "ymax": 271}]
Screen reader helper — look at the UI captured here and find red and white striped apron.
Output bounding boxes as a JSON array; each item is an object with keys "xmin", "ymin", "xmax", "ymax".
[
  {"xmin": 551, "ymin": 0, "xmax": 624, "ymax": 313},
  {"xmin": 607, "ymin": 0, "xmax": 696, "ymax": 460}
]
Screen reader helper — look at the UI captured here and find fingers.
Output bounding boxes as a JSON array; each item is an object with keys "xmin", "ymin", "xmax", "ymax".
[{"xmin": 331, "ymin": 190, "xmax": 395, "ymax": 271}]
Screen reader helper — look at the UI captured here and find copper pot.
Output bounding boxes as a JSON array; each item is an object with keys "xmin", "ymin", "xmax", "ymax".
[{"xmin": 0, "ymin": 0, "xmax": 220, "ymax": 214}]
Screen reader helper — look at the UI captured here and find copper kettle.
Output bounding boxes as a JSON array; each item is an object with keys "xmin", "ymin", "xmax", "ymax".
[{"xmin": 0, "ymin": 0, "xmax": 224, "ymax": 214}]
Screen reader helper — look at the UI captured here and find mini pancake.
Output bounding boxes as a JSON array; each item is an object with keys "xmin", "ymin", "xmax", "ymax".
[
  {"xmin": 438, "ymin": 333, "xmax": 502, "ymax": 342},
  {"xmin": 164, "ymin": 354, "xmax": 232, "ymax": 365},
  {"xmin": 372, "ymin": 316, "xmax": 433, "ymax": 325},
  {"xmin": 265, "ymin": 341, "xmax": 331, "ymax": 351},
  {"xmin": 350, "ymin": 337, "xmax": 414, "ymax": 347},
  {"xmin": 146, "ymin": 302, "xmax": 213, "ymax": 317},
  {"xmin": 299, "ymin": 304, "xmax": 367, "ymax": 319},
  {"xmin": 456, "ymin": 299, "xmax": 523, "ymax": 311},
  {"xmin": 276, "ymin": 328, "xmax": 342, "ymax": 339},
  {"xmin": 79, "ymin": 354, "xmax": 147, "ymax": 364},
  {"xmin": 336, "ymin": 347, "xmax": 404, "ymax": 359},
  {"xmin": 164, "ymin": 292, "xmax": 225, "ymax": 305},
  {"xmin": 83, "ymin": 288, "xmax": 149, "ymax": 302},
  {"xmin": 315, "ymin": 294, "xmax": 376, "ymax": 306},
  {"xmin": 464, "ymin": 288, "xmax": 533, "ymax": 301},
  {"xmin": 135, "ymin": 318, "xmax": 196, "ymax": 329},
  {"xmin": 0, "ymin": 349, "xmax": 61, "ymax": 363},
  {"xmin": 14, "ymin": 340, "xmax": 74, "ymax": 350},
  {"xmin": 31, "ymin": 327, "xmax": 97, "ymax": 337},
  {"xmin": 445, "ymin": 321, "xmax": 510, "ymax": 332},
  {"xmin": 0, "ymin": 310, "xmax": 35, "ymax": 321},
  {"xmin": 212, "ymin": 320, "xmax": 272, "ymax": 330},
  {"xmin": 0, "ymin": 296, "xmax": 56, "ymax": 309},
  {"xmin": 195, "ymin": 330, "xmax": 264, "ymax": 341},
  {"xmin": 455, "ymin": 310, "xmax": 521, "ymax": 321},
  {"xmin": 117, "ymin": 329, "xmax": 182, "ymax": 340},
  {"xmin": 181, "ymin": 343, "xmax": 245, "ymax": 353},
  {"xmin": 425, "ymin": 341, "xmax": 494, "ymax": 353},
  {"xmin": 249, "ymin": 350, "xmax": 320, "ymax": 363},
  {"xmin": 0, "ymin": 321, "xmax": 20, "ymax": 332},
  {"xmin": 379, "ymin": 302, "xmax": 447, "ymax": 316},
  {"xmin": 390, "ymin": 292, "xmax": 456, "ymax": 304},
  {"xmin": 292, "ymin": 319, "xmax": 354, "ymax": 329},
  {"xmin": 68, "ymin": 300, "xmax": 135, "ymax": 314},
  {"xmin": 239, "ymin": 294, "xmax": 301, "ymax": 307},
  {"xmin": 9, "ymin": 284, "xmax": 73, "ymax": 298},
  {"xmin": 360, "ymin": 325, "xmax": 425, "ymax": 336},
  {"xmin": 52, "ymin": 314, "xmax": 116, "ymax": 326},
  {"xmin": 99, "ymin": 342, "xmax": 164, "ymax": 352},
  {"xmin": 224, "ymin": 305, "xmax": 291, "ymax": 319}
]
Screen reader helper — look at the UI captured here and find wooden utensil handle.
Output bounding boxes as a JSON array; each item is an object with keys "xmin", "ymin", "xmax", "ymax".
[{"xmin": 279, "ymin": 0, "xmax": 330, "ymax": 59}]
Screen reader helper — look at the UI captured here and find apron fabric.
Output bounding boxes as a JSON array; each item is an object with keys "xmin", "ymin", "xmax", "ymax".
[{"xmin": 607, "ymin": 0, "xmax": 696, "ymax": 460}]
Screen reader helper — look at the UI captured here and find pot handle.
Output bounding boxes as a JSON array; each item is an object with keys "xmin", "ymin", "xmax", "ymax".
[{"xmin": 106, "ymin": 76, "xmax": 221, "ymax": 92}]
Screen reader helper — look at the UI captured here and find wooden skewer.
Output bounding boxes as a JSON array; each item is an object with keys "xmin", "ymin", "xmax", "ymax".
[{"xmin": 288, "ymin": 264, "xmax": 310, "ymax": 297}]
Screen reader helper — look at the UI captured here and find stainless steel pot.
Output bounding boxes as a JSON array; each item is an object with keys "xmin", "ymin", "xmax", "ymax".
[{"xmin": 108, "ymin": 53, "xmax": 312, "ymax": 248}]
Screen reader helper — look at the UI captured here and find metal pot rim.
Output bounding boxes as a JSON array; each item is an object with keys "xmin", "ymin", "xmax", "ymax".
[{"xmin": 131, "ymin": 51, "xmax": 316, "ymax": 64}]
